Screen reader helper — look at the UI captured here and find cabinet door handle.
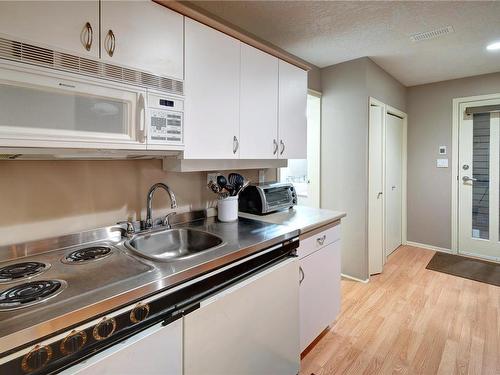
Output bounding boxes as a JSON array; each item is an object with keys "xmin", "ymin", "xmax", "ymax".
[
  {"xmin": 280, "ymin": 139, "xmax": 285, "ymax": 155},
  {"xmin": 299, "ymin": 266, "xmax": 305, "ymax": 285},
  {"xmin": 233, "ymin": 136, "xmax": 239, "ymax": 154},
  {"xmin": 106, "ymin": 30, "xmax": 116, "ymax": 57},
  {"xmin": 317, "ymin": 235, "xmax": 326, "ymax": 246},
  {"xmin": 273, "ymin": 139, "xmax": 278, "ymax": 155},
  {"xmin": 84, "ymin": 22, "xmax": 93, "ymax": 51}
]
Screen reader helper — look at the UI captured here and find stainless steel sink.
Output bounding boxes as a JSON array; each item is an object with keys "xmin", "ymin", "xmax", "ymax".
[{"xmin": 125, "ymin": 228, "xmax": 224, "ymax": 262}]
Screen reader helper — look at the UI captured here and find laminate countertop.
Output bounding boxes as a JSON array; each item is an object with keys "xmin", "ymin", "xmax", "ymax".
[{"xmin": 239, "ymin": 205, "xmax": 346, "ymax": 234}]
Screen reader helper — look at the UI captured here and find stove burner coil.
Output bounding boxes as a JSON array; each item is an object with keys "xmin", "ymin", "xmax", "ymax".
[
  {"xmin": 0, "ymin": 262, "xmax": 49, "ymax": 283},
  {"xmin": 0, "ymin": 280, "xmax": 66, "ymax": 311},
  {"xmin": 63, "ymin": 246, "xmax": 112, "ymax": 264}
]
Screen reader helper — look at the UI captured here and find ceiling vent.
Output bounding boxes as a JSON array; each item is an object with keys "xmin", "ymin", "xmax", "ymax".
[{"xmin": 410, "ymin": 25, "xmax": 454, "ymax": 42}]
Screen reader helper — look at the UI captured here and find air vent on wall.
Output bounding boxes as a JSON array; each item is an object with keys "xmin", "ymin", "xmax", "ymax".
[
  {"xmin": 410, "ymin": 25, "xmax": 454, "ymax": 42},
  {"xmin": 0, "ymin": 36, "xmax": 183, "ymax": 96}
]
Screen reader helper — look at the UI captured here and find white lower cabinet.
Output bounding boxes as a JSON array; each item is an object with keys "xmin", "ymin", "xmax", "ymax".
[
  {"xmin": 299, "ymin": 228, "xmax": 341, "ymax": 352},
  {"xmin": 62, "ymin": 319, "xmax": 183, "ymax": 375},
  {"xmin": 183, "ymin": 258, "xmax": 300, "ymax": 375}
]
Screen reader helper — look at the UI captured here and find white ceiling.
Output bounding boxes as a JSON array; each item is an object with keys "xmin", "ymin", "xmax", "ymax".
[{"xmin": 192, "ymin": 1, "xmax": 500, "ymax": 86}]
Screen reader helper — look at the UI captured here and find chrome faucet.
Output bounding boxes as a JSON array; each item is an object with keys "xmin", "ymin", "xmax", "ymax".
[{"xmin": 145, "ymin": 183, "xmax": 177, "ymax": 229}]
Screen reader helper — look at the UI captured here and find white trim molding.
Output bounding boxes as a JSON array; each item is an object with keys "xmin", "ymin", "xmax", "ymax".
[
  {"xmin": 405, "ymin": 241, "xmax": 452, "ymax": 254},
  {"xmin": 341, "ymin": 273, "xmax": 369, "ymax": 283}
]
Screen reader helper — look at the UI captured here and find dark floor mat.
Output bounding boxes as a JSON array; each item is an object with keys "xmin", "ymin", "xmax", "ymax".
[{"xmin": 426, "ymin": 252, "xmax": 500, "ymax": 287}]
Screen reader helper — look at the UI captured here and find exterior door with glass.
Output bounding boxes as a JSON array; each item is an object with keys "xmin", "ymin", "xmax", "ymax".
[{"xmin": 459, "ymin": 101, "xmax": 500, "ymax": 260}]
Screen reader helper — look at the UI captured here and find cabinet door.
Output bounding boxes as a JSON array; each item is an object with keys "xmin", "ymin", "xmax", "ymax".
[
  {"xmin": 0, "ymin": 1, "xmax": 99, "ymax": 58},
  {"xmin": 61, "ymin": 319, "xmax": 183, "ymax": 375},
  {"xmin": 299, "ymin": 241, "xmax": 341, "ymax": 351},
  {"xmin": 184, "ymin": 19, "xmax": 240, "ymax": 159},
  {"xmin": 278, "ymin": 60, "xmax": 307, "ymax": 159},
  {"xmin": 184, "ymin": 258, "xmax": 300, "ymax": 375},
  {"xmin": 100, "ymin": 1, "xmax": 183, "ymax": 79},
  {"xmin": 239, "ymin": 44, "xmax": 279, "ymax": 159}
]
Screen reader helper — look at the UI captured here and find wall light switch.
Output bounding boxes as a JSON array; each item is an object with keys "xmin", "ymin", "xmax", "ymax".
[
  {"xmin": 439, "ymin": 146, "xmax": 447, "ymax": 155},
  {"xmin": 437, "ymin": 158, "xmax": 448, "ymax": 168}
]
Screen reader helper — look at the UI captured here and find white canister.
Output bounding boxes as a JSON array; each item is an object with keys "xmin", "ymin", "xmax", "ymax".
[{"xmin": 217, "ymin": 196, "xmax": 239, "ymax": 222}]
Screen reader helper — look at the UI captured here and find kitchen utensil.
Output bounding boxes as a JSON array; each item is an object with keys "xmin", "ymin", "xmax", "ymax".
[
  {"xmin": 235, "ymin": 180, "xmax": 250, "ymax": 196},
  {"xmin": 228, "ymin": 173, "xmax": 244, "ymax": 188},
  {"xmin": 208, "ymin": 181, "xmax": 221, "ymax": 194},
  {"xmin": 217, "ymin": 175, "xmax": 228, "ymax": 190}
]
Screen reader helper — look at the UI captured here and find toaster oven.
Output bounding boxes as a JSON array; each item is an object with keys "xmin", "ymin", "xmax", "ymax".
[{"xmin": 238, "ymin": 182, "xmax": 297, "ymax": 215}]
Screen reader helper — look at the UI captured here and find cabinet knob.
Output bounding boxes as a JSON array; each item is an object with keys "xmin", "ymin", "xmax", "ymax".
[
  {"xmin": 21, "ymin": 345, "xmax": 52, "ymax": 373},
  {"xmin": 317, "ymin": 235, "xmax": 326, "ymax": 246},
  {"xmin": 93, "ymin": 317, "xmax": 117, "ymax": 341}
]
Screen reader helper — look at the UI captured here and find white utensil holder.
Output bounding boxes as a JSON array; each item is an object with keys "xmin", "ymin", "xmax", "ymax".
[{"xmin": 218, "ymin": 196, "xmax": 238, "ymax": 222}]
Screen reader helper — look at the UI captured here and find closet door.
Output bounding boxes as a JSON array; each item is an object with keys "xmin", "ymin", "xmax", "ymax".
[{"xmin": 385, "ymin": 113, "xmax": 403, "ymax": 255}]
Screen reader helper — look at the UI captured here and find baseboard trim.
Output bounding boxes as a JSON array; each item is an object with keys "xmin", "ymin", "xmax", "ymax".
[
  {"xmin": 341, "ymin": 273, "xmax": 369, "ymax": 283},
  {"xmin": 405, "ymin": 241, "xmax": 453, "ymax": 254}
]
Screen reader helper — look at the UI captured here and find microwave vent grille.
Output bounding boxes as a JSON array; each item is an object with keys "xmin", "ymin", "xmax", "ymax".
[{"xmin": 0, "ymin": 36, "xmax": 184, "ymax": 95}]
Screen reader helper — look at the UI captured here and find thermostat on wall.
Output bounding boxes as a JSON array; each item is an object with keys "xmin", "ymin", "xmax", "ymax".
[
  {"xmin": 439, "ymin": 146, "xmax": 447, "ymax": 155},
  {"xmin": 437, "ymin": 158, "xmax": 448, "ymax": 168}
]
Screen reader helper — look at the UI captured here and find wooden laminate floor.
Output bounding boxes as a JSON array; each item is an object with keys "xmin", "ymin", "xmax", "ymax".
[{"xmin": 300, "ymin": 246, "xmax": 500, "ymax": 375}]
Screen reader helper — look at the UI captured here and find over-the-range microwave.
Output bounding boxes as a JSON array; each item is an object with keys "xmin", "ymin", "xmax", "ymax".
[{"xmin": 0, "ymin": 62, "xmax": 183, "ymax": 151}]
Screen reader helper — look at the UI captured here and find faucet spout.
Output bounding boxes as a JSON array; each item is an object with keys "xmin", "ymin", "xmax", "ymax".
[{"xmin": 145, "ymin": 183, "xmax": 177, "ymax": 229}]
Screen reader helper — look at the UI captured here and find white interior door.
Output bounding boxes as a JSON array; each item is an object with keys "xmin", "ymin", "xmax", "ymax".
[
  {"xmin": 385, "ymin": 113, "xmax": 403, "ymax": 255},
  {"xmin": 368, "ymin": 105, "xmax": 384, "ymax": 274},
  {"xmin": 458, "ymin": 103, "xmax": 500, "ymax": 260}
]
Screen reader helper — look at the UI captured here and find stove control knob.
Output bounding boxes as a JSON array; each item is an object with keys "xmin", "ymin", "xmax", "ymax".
[
  {"xmin": 60, "ymin": 330, "xmax": 87, "ymax": 355},
  {"xmin": 130, "ymin": 303, "xmax": 150, "ymax": 323},
  {"xmin": 93, "ymin": 317, "xmax": 117, "ymax": 341},
  {"xmin": 21, "ymin": 344, "xmax": 53, "ymax": 373}
]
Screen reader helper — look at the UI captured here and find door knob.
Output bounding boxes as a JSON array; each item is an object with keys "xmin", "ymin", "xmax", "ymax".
[{"xmin": 462, "ymin": 176, "xmax": 477, "ymax": 183}]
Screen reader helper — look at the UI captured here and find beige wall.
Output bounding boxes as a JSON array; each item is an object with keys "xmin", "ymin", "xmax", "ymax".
[
  {"xmin": 0, "ymin": 160, "xmax": 265, "ymax": 246},
  {"xmin": 320, "ymin": 57, "xmax": 406, "ymax": 280},
  {"xmin": 407, "ymin": 72, "xmax": 500, "ymax": 249},
  {"xmin": 308, "ymin": 66, "xmax": 321, "ymax": 92}
]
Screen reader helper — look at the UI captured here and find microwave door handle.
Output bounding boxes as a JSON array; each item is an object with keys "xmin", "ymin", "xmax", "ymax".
[{"xmin": 137, "ymin": 93, "xmax": 146, "ymax": 143}]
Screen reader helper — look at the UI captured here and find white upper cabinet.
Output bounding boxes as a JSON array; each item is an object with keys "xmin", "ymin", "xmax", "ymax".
[
  {"xmin": 0, "ymin": 1, "xmax": 99, "ymax": 58},
  {"xmin": 239, "ymin": 44, "xmax": 279, "ymax": 159},
  {"xmin": 278, "ymin": 60, "xmax": 307, "ymax": 159},
  {"xmin": 100, "ymin": 1, "xmax": 183, "ymax": 80},
  {"xmin": 184, "ymin": 18, "xmax": 240, "ymax": 159}
]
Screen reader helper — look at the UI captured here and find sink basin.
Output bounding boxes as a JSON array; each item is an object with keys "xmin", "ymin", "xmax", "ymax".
[{"xmin": 125, "ymin": 228, "xmax": 224, "ymax": 262}]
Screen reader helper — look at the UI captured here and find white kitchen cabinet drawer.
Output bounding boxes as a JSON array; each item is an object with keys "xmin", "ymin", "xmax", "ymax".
[
  {"xmin": 299, "ymin": 241, "xmax": 341, "ymax": 352},
  {"xmin": 298, "ymin": 223, "xmax": 341, "ymax": 259}
]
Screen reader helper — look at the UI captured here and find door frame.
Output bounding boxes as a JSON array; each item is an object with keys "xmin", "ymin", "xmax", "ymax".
[
  {"xmin": 451, "ymin": 93, "xmax": 500, "ymax": 254},
  {"xmin": 368, "ymin": 97, "xmax": 408, "ymax": 274}
]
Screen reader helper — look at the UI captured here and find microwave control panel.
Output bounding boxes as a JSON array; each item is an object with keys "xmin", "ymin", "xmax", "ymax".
[{"xmin": 147, "ymin": 92, "xmax": 184, "ymax": 146}]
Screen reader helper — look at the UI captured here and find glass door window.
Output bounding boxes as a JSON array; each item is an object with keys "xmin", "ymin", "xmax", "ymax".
[{"xmin": 458, "ymin": 103, "xmax": 500, "ymax": 260}]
